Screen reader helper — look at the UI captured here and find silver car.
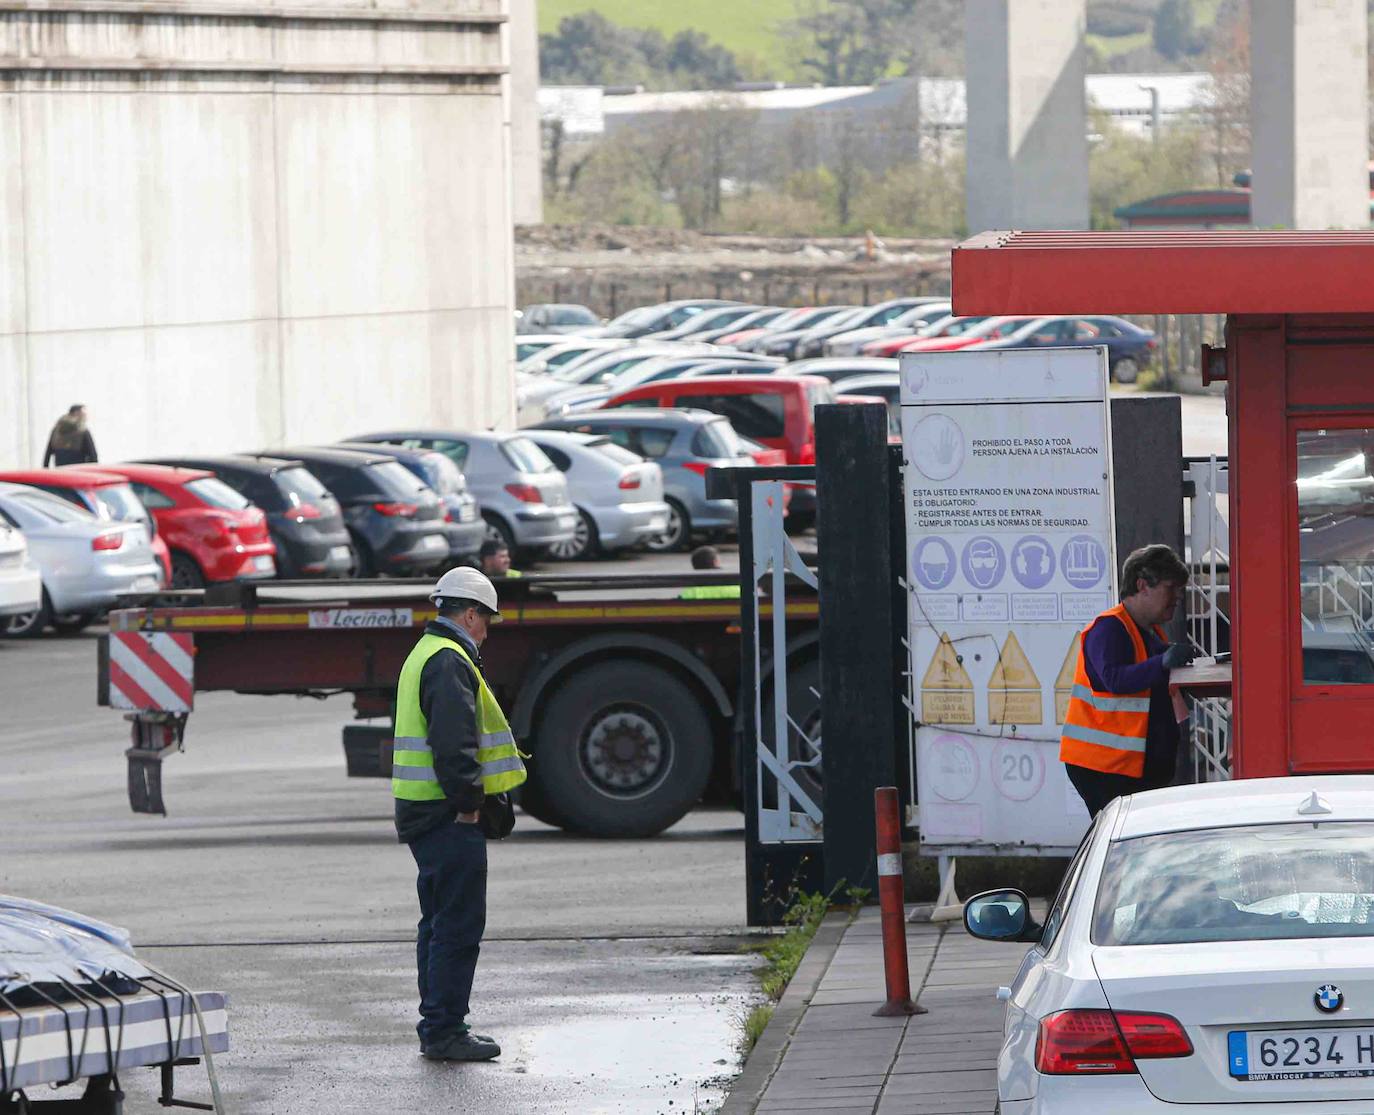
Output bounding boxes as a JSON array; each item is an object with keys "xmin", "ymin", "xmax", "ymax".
[
  {"xmin": 522, "ymin": 430, "xmax": 670, "ymax": 560},
  {"xmin": 348, "ymin": 430, "xmax": 577, "ymax": 557},
  {"xmin": 0, "ymin": 482, "xmax": 162, "ymax": 636}
]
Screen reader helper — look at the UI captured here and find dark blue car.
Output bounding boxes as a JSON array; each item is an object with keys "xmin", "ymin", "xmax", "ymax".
[{"xmin": 974, "ymin": 315, "xmax": 1157, "ymax": 383}]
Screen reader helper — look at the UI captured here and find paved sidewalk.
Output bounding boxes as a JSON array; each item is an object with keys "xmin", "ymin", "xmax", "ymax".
[{"xmin": 727, "ymin": 906, "xmax": 1033, "ymax": 1114}]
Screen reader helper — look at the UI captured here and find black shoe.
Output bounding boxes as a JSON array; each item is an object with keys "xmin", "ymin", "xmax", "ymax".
[{"xmin": 423, "ymin": 1030, "xmax": 501, "ymax": 1061}]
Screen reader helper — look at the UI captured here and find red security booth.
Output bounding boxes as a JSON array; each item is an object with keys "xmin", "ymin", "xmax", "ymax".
[{"xmin": 953, "ymin": 230, "xmax": 1374, "ymax": 778}]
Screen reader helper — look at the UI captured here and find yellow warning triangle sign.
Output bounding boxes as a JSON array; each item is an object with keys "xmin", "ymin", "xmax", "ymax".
[
  {"xmin": 1056, "ymin": 634, "xmax": 1081, "ymax": 689},
  {"xmin": 921, "ymin": 633, "xmax": 973, "ymax": 690},
  {"xmin": 989, "ymin": 631, "xmax": 1041, "ymax": 690}
]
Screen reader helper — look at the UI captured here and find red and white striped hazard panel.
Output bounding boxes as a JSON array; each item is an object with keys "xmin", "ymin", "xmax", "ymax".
[{"xmin": 109, "ymin": 632, "xmax": 195, "ymax": 713}]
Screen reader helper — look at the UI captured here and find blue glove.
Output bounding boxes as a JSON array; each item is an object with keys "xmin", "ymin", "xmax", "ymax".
[{"xmin": 1162, "ymin": 642, "xmax": 1194, "ymax": 670}]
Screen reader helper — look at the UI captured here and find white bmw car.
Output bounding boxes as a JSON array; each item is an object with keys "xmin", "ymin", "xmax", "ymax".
[{"xmin": 965, "ymin": 777, "xmax": 1374, "ymax": 1112}]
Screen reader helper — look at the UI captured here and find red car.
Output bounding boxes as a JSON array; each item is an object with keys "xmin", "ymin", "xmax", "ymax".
[
  {"xmin": 91, "ymin": 464, "xmax": 277, "ymax": 588},
  {"xmin": 896, "ymin": 315, "xmax": 1040, "ymax": 354},
  {"xmin": 860, "ymin": 314, "xmax": 993, "ymax": 357},
  {"xmin": 0, "ymin": 468, "xmax": 171, "ymax": 586}
]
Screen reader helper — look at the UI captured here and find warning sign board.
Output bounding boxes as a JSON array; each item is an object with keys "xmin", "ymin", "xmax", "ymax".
[
  {"xmin": 989, "ymin": 632, "xmax": 1043, "ymax": 725},
  {"xmin": 904, "ymin": 347, "xmax": 1115, "ymax": 853},
  {"xmin": 921, "ymin": 632, "xmax": 975, "ymax": 724}
]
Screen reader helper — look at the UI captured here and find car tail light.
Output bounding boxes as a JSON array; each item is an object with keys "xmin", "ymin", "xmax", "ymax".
[
  {"xmin": 293, "ymin": 503, "xmax": 322, "ymax": 522},
  {"xmin": 681, "ymin": 461, "xmax": 710, "ymax": 476},
  {"xmin": 1036, "ymin": 1009, "xmax": 1191, "ymax": 1075},
  {"xmin": 443, "ymin": 509, "xmax": 454, "ymax": 522},
  {"xmin": 618, "ymin": 472, "xmax": 642, "ymax": 489},
  {"xmin": 92, "ymin": 532, "xmax": 124, "ymax": 551},
  {"xmin": 800, "ymin": 442, "xmax": 816, "ymax": 465},
  {"xmin": 1147, "ymin": 337, "xmax": 1159, "ymax": 350},
  {"xmin": 372, "ymin": 501, "xmax": 418, "ymax": 517},
  {"xmin": 505, "ymin": 483, "xmax": 544, "ymax": 504}
]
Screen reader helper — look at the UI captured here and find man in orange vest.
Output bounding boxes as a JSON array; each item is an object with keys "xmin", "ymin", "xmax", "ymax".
[{"xmin": 1061, "ymin": 544, "xmax": 1193, "ymax": 817}]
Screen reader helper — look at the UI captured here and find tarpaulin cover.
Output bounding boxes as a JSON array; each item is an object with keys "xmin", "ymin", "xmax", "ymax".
[{"xmin": 0, "ymin": 895, "xmax": 150, "ymax": 993}]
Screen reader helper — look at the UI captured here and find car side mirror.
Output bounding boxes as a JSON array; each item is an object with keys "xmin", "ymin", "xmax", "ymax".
[{"xmin": 964, "ymin": 888, "xmax": 1041, "ymax": 943}]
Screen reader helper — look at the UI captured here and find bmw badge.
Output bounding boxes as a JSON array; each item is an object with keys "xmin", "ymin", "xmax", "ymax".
[{"xmin": 1316, "ymin": 985, "xmax": 1344, "ymax": 1014}]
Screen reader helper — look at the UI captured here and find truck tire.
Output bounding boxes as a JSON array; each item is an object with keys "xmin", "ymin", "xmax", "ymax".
[
  {"xmin": 759, "ymin": 654, "xmax": 823, "ymax": 814},
  {"xmin": 533, "ymin": 660, "xmax": 712, "ymax": 837}
]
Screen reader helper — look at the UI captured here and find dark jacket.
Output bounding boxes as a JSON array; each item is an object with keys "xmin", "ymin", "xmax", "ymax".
[
  {"xmin": 394, "ymin": 618, "xmax": 487, "ymax": 843},
  {"xmin": 43, "ymin": 416, "xmax": 98, "ymax": 468}
]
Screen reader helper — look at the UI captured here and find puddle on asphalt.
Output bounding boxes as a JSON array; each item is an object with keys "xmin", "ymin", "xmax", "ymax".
[{"xmin": 509, "ymin": 955, "xmax": 760, "ymax": 1114}]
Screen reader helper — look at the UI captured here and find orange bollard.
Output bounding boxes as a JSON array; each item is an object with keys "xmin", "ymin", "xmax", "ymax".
[{"xmin": 873, "ymin": 786, "xmax": 926, "ymax": 1017}]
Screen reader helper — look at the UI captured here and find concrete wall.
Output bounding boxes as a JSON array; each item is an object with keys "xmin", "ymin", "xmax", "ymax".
[
  {"xmin": 1251, "ymin": 0, "xmax": 1369, "ymax": 229},
  {"xmin": 508, "ymin": 0, "xmax": 543, "ymax": 225},
  {"xmin": 964, "ymin": 0, "xmax": 1088, "ymax": 233},
  {"xmin": 1, "ymin": 1, "xmax": 515, "ymax": 469}
]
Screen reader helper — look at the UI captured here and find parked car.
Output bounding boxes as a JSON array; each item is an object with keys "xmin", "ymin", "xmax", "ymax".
[
  {"xmin": 0, "ymin": 518, "xmax": 42, "ymax": 628},
  {"xmin": 519, "ymin": 343, "xmax": 720, "ymax": 422},
  {"xmin": 0, "ymin": 482, "xmax": 162, "ymax": 636},
  {"xmin": 719, "ymin": 305, "xmax": 842, "ymax": 349},
  {"xmin": 690, "ymin": 306, "xmax": 789, "ymax": 344},
  {"xmin": 518, "ymin": 337, "xmax": 631, "ymax": 377},
  {"xmin": 823, "ymin": 300, "xmax": 953, "ymax": 356},
  {"xmin": 601, "ymin": 374, "xmax": 836, "ymax": 532},
  {"xmin": 516, "ymin": 303, "xmax": 601, "ymax": 335},
  {"xmin": 970, "ymin": 315, "xmax": 1159, "ymax": 382},
  {"xmin": 744, "ymin": 306, "xmax": 861, "ymax": 358},
  {"xmin": 644, "ymin": 304, "xmax": 762, "ymax": 342},
  {"xmin": 552, "ymin": 354, "xmax": 785, "ymax": 417},
  {"xmin": 0, "ymin": 468, "xmax": 171, "ymax": 586},
  {"xmin": 793, "ymin": 297, "xmax": 944, "ymax": 359},
  {"xmin": 893, "ymin": 315, "xmax": 1040, "ymax": 355},
  {"xmin": 91, "ymin": 463, "xmax": 277, "ymax": 589},
  {"xmin": 137, "ymin": 455, "xmax": 354, "ymax": 579},
  {"xmin": 597, "ymin": 299, "xmax": 738, "ymax": 339},
  {"xmin": 860, "ymin": 313, "xmax": 993, "ymax": 357},
  {"xmin": 348, "ymin": 431, "xmax": 577, "ymax": 559},
  {"xmin": 963, "ymin": 776, "xmax": 1374, "ymax": 1113},
  {"xmin": 333, "ymin": 442, "xmax": 484, "ymax": 564},
  {"xmin": 833, "ymin": 373, "xmax": 900, "ymax": 435},
  {"xmin": 533, "ymin": 409, "xmax": 755, "ymax": 552},
  {"xmin": 784, "ymin": 356, "xmax": 899, "ymax": 384},
  {"xmin": 516, "ymin": 334, "xmax": 573, "ymax": 364},
  {"xmin": 266, "ymin": 447, "xmax": 449, "ymax": 577},
  {"xmin": 521, "ymin": 430, "xmax": 670, "ymax": 560}
]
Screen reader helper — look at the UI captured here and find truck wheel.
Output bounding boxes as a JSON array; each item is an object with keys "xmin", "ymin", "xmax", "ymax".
[
  {"xmin": 533, "ymin": 661, "xmax": 713, "ymax": 837},
  {"xmin": 758, "ymin": 654, "xmax": 823, "ymax": 814},
  {"xmin": 515, "ymin": 777, "xmax": 567, "ymax": 829}
]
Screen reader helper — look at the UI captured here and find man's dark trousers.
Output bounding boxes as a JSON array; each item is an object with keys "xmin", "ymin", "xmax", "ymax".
[{"xmin": 409, "ymin": 819, "xmax": 487, "ymax": 1045}]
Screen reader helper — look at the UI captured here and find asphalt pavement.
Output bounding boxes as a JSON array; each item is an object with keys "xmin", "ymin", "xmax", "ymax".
[{"xmin": 0, "ymin": 552, "xmax": 758, "ymax": 1114}]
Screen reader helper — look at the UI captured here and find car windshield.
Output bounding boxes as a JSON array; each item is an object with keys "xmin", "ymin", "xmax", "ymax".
[
  {"xmin": 186, "ymin": 477, "xmax": 251, "ymax": 510},
  {"xmin": 274, "ymin": 466, "xmax": 333, "ymax": 508},
  {"xmin": 501, "ymin": 437, "xmax": 558, "ymax": 474},
  {"xmin": 369, "ymin": 460, "xmax": 430, "ymax": 498},
  {"xmin": 10, "ymin": 489, "xmax": 94, "ymax": 523},
  {"xmin": 92, "ymin": 483, "xmax": 149, "ymax": 523},
  {"xmin": 548, "ymin": 306, "xmax": 596, "ymax": 325},
  {"xmin": 1093, "ymin": 822, "xmax": 1374, "ymax": 945},
  {"xmin": 590, "ymin": 439, "xmax": 642, "ymax": 467}
]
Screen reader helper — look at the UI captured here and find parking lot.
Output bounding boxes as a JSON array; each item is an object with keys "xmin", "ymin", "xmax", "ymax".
[{"xmin": 1, "ymin": 549, "xmax": 760, "ymax": 1114}]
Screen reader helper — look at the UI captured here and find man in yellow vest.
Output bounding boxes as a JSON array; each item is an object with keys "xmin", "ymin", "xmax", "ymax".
[
  {"xmin": 1061, "ymin": 544, "xmax": 1193, "ymax": 818},
  {"xmin": 393, "ymin": 566, "xmax": 526, "ymax": 1061},
  {"xmin": 679, "ymin": 545, "xmax": 742, "ymax": 600}
]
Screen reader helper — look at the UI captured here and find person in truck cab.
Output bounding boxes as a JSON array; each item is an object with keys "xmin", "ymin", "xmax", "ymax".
[{"xmin": 393, "ymin": 567, "xmax": 526, "ymax": 1062}]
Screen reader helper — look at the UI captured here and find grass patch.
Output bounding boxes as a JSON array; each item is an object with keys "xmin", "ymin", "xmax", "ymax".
[{"xmin": 736, "ymin": 890, "xmax": 840, "ymax": 1056}]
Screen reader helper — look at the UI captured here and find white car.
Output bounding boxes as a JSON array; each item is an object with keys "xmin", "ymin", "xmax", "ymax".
[
  {"xmin": 0, "ymin": 519, "xmax": 41, "ymax": 621},
  {"xmin": 0, "ymin": 482, "xmax": 163, "ymax": 636},
  {"xmin": 965, "ymin": 776, "xmax": 1374, "ymax": 1112}
]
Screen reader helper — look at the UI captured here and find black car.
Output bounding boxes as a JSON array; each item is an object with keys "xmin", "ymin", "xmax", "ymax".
[
  {"xmin": 140, "ymin": 454, "xmax": 354, "ymax": 578},
  {"xmin": 334, "ymin": 442, "xmax": 484, "ymax": 564},
  {"xmin": 271, "ymin": 447, "xmax": 450, "ymax": 577}
]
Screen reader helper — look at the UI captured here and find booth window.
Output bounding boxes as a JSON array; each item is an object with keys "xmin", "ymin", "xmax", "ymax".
[{"xmin": 1297, "ymin": 429, "xmax": 1374, "ymax": 685}]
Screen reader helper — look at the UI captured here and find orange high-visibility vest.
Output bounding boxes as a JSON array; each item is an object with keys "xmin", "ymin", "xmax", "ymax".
[{"xmin": 1060, "ymin": 604, "xmax": 1163, "ymax": 778}]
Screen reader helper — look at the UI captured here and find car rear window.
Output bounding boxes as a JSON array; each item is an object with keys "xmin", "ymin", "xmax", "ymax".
[
  {"xmin": 368, "ymin": 460, "xmax": 431, "ymax": 498},
  {"xmin": 274, "ymin": 466, "xmax": 333, "ymax": 509},
  {"xmin": 501, "ymin": 437, "xmax": 557, "ymax": 474},
  {"xmin": 691, "ymin": 420, "xmax": 744, "ymax": 459},
  {"xmin": 91, "ymin": 483, "xmax": 149, "ymax": 523},
  {"xmin": 678, "ymin": 392, "xmax": 786, "ymax": 440},
  {"xmin": 185, "ymin": 477, "xmax": 251, "ymax": 510},
  {"xmin": 1093, "ymin": 822, "xmax": 1374, "ymax": 946},
  {"xmin": 419, "ymin": 453, "xmax": 462, "ymax": 495},
  {"xmin": 11, "ymin": 489, "xmax": 94, "ymax": 523},
  {"xmin": 806, "ymin": 383, "xmax": 835, "ymax": 410},
  {"xmin": 591, "ymin": 439, "xmax": 642, "ymax": 467}
]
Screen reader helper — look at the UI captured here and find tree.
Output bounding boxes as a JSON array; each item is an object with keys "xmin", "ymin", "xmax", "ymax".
[
  {"xmin": 1087, "ymin": 108, "xmax": 1204, "ymax": 228},
  {"xmin": 1198, "ymin": 1, "xmax": 1250, "ymax": 187},
  {"xmin": 539, "ymin": 12, "xmax": 742, "ymax": 91},
  {"xmin": 784, "ymin": 0, "xmax": 918, "ymax": 86},
  {"xmin": 1153, "ymin": 0, "xmax": 1205, "ymax": 61}
]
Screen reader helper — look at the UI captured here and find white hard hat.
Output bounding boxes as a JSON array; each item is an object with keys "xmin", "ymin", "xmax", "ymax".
[{"xmin": 430, "ymin": 567, "xmax": 502, "ymax": 620}]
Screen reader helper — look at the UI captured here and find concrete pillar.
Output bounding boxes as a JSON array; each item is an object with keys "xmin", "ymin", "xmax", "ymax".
[
  {"xmin": 508, "ymin": 0, "xmax": 543, "ymax": 226},
  {"xmin": 964, "ymin": 0, "xmax": 1088, "ymax": 233},
  {"xmin": 1251, "ymin": 0, "xmax": 1369, "ymax": 229}
]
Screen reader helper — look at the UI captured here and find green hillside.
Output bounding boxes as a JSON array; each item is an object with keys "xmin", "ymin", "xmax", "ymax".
[{"xmin": 537, "ymin": 0, "xmax": 799, "ymax": 75}]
